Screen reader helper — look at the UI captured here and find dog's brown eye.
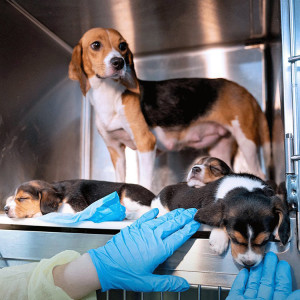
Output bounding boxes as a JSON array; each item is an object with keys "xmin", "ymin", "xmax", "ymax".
[
  {"xmin": 119, "ymin": 42, "xmax": 127, "ymax": 51},
  {"xmin": 91, "ymin": 41, "xmax": 101, "ymax": 50}
]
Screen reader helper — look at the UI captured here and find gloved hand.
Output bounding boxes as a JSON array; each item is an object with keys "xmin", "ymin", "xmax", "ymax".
[
  {"xmin": 88, "ymin": 208, "xmax": 200, "ymax": 292},
  {"xmin": 227, "ymin": 251, "xmax": 296, "ymax": 300}
]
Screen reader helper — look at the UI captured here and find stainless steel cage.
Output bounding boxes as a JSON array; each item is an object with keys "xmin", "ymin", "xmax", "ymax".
[{"xmin": 1, "ymin": 0, "xmax": 300, "ymax": 299}]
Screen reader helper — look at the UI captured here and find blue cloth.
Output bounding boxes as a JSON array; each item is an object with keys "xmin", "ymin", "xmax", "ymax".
[
  {"xmin": 38, "ymin": 191, "xmax": 126, "ymax": 224},
  {"xmin": 88, "ymin": 208, "xmax": 200, "ymax": 292}
]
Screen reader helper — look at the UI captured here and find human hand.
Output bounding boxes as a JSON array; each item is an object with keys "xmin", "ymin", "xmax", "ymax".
[
  {"xmin": 227, "ymin": 252, "xmax": 293, "ymax": 300},
  {"xmin": 88, "ymin": 208, "xmax": 200, "ymax": 292}
]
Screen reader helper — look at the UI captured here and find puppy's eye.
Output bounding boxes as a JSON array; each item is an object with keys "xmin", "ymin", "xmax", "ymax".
[
  {"xmin": 231, "ymin": 237, "xmax": 247, "ymax": 246},
  {"xmin": 17, "ymin": 197, "xmax": 29, "ymax": 202},
  {"xmin": 91, "ymin": 41, "xmax": 101, "ymax": 50},
  {"xmin": 253, "ymin": 239, "xmax": 269, "ymax": 247},
  {"xmin": 119, "ymin": 42, "xmax": 127, "ymax": 51}
]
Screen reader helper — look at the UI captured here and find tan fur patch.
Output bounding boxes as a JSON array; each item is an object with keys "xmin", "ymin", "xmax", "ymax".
[
  {"xmin": 253, "ymin": 232, "xmax": 270, "ymax": 245},
  {"xmin": 231, "ymin": 243, "xmax": 247, "ymax": 260},
  {"xmin": 122, "ymin": 91, "xmax": 156, "ymax": 152},
  {"xmin": 233, "ymin": 231, "xmax": 248, "ymax": 244},
  {"xmin": 14, "ymin": 191, "xmax": 41, "ymax": 218},
  {"xmin": 107, "ymin": 146, "xmax": 120, "ymax": 168}
]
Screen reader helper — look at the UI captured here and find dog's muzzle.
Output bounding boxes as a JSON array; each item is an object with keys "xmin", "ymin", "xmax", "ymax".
[{"xmin": 110, "ymin": 57, "xmax": 125, "ymax": 71}]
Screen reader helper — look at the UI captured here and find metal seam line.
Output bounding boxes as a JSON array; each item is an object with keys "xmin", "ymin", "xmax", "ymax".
[{"xmin": 6, "ymin": 0, "xmax": 73, "ymax": 54}]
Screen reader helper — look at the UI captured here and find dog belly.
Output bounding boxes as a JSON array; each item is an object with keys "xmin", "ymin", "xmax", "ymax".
[{"xmin": 153, "ymin": 123, "xmax": 228, "ymax": 151}]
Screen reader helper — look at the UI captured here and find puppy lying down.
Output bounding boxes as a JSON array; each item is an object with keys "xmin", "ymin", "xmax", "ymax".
[
  {"xmin": 4, "ymin": 179, "xmax": 155, "ymax": 220},
  {"xmin": 186, "ymin": 156, "xmax": 232, "ymax": 187},
  {"xmin": 152, "ymin": 158, "xmax": 290, "ymax": 267}
]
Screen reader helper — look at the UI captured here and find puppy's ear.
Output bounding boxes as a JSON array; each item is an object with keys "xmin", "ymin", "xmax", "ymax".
[
  {"xmin": 39, "ymin": 188, "xmax": 61, "ymax": 215},
  {"xmin": 272, "ymin": 196, "xmax": 290, "ymax": 245},
  {"xmin": 69, "ymin": 43, "xmax": 91, "ymax": 96},
  {"xmin": 194, "ymin": 201, "xmax": 224, "ymax": 226}
]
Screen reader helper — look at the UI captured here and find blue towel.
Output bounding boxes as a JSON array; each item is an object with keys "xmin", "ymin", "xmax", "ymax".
[{"xmin": 38, "ymin": 191, "xmax": 126, "ymax": 224}]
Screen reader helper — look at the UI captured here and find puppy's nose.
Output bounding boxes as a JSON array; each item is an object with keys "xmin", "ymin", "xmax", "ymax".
[
  {"xmin": 242, "ymin": 260, "xmax": 255, "ymax": 267},
  {"xmin": 4, "ymin": 206, "xmax": 9, "ymax": 214},
  {"xmin": 110, "ymin": 57, "xmax": 124, "ymax": 70},
  {"xmin": 192, "ymin": 166, "xmax": 201, "ymax": 173}
]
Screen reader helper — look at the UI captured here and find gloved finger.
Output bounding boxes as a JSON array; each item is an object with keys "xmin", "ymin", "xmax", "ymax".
[
  {"xmin": 257, "ymin": 252, "xmax": 278, "ymax": 300},
  {"xmin": 155, "ymin": 208, "xmax": 197, "ymax": 239},
  {"xmin": 243, "ymin": 262, "xmax": 263, "ymax": 298},
  {"xmin": 227, "ymin": 268, "xmax": 249, "ymax": 297},
  {"xmin": 273, "ymin": 260, "xmax": 292, "ymax": 300},
  {"xmin": 131, "ymin": 208, "xmax": 159, "ymax": 228},
  {"xmin": 286, "ymin": 290, "xmax": 300, "ymax": 300},
  {"xmin": 145, "ymin": 208, "xmax": 185, "ymax": 230},
  {"xmin": 163, "ymin": 220, "xmax": 200, "ymax": 254},
  {"xmin": 141, "ymin": 274, "xmax": 190, "ymax": 292}
]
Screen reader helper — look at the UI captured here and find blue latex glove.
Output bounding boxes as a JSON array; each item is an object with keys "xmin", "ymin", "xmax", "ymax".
[
  {"xmin": 88, "ymin": 208, "xmax": 200, "ymax": 292},
  {"xmin": 287, "ymin": 290, "xmax": 300, "ymax": 300},
  {"xmin": 227, "ymin": 252, "xmax": 294, "ymax": 300},
  {"xmin": 38, "ymin": 191, "xmax": 125, "ymax": 224}
]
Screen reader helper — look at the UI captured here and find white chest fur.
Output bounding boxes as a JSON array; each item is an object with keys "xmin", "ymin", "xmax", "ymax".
[{"xmin": 88, "ymin": 76, "xmax": 127, "ymax": 132}]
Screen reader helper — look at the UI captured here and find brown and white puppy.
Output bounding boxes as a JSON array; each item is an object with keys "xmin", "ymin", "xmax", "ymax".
[
  {"xmin": 151, "ymin": 173, "xmax": 290, "ymax": 267},
  {"xmin": 69, "ymin": 27, "xmax": 271, "ymax": 189},
  {"xmin": 4, "ymin": 179, "xmax": 154, "ymax": 220},
  {"xmin": 187, "ymin": 156, "xmax": 232, "ymax": 188}
]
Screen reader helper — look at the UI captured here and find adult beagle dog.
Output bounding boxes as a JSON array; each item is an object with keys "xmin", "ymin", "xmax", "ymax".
[
  {"xmin": 69, "ymin": 27, "xmax": 271, "ymax": 189},
  {"xmin": 4, "ymin": 179, "xmax": 154, "ymax": 220},
  {"xmin": 151, "ymin": 173, "xmax": 290, "ymax": 267}
]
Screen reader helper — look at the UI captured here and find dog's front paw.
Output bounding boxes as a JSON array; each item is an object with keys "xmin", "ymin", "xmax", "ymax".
[{"xmin": 209, "ymin": 228, "xmax": 229, "ymax": 255}]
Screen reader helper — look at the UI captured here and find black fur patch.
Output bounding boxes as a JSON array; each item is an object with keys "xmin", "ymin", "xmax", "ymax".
[{"xmin": 139, "ymin": 78, "xmax": 225, "ymax": 127}]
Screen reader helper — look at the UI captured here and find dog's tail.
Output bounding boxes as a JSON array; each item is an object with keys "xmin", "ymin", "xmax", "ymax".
[{"xmin": 258, "ymin": 109, "xmax": 272, "ymax": 176}]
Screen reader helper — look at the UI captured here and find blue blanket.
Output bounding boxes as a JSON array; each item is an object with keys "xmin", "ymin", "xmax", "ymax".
[{"xmin": 38, "ymin": 191, "xmax": 126, "ymax": 224}]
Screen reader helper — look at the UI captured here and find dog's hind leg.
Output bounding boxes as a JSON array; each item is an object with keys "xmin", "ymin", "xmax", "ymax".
[{"xmin": 229, "ymin": 118, "xmax": 265, "ymax": 179}]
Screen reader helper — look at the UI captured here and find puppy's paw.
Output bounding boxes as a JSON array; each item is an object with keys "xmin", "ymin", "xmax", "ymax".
[{"xmin": 209, "ymin": 228, "xmax": 229, "ymax": 255}]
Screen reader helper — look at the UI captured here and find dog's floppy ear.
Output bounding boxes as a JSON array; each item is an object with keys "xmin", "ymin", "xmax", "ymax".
[
  {"xmin": 272, "ymin": 195, "xmax": 290, "ymax": 245},
  {"xmin": 39, "ymin": 188, "xmax": 61, "ymax": 215},
  {"xmin": 121, "ymin": 47, "xmax": 140, "ymax": 94},
  {"xmin": 69, "ymin": 42, "xmax": 91, "ymax": 96},
  {"xmin": 194, "ymin": 200, "xmax": 224, "ymax": 226}
]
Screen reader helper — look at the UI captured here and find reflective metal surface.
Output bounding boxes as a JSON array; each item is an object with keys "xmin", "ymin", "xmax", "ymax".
[
  {"xmin": 280, "ymin": 0, "xmax": 300, "ymax": 250},
  {"xmin": 12, "ymin": 0, "xmax": 281, "ymax": 55},
  {"xmin": 0, "ymin": 218, "xmax": 298, "ymax": 289},
  {"xmin": 1, "ymin": 0, "xmax": 297, "ymax": 294},
  {"xmin": 0, "ymin": 0, "xmax": 82, "ymax": 204}
]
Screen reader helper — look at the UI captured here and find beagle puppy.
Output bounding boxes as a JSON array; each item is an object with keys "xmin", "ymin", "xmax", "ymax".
[
  {"xmin": 69, "ymin": 27, "xmax": 271, "ymax": 189},
  {"xmin": 4, "ymin": 179, "xmax": 154, "ymax": 220},
  {"xmin": 187, "ymin": 156, "xmax": 232, "ymax": 188},
  {"xmin": 151, "ymin": 173, "xmax": 290, "ymax": 267}
]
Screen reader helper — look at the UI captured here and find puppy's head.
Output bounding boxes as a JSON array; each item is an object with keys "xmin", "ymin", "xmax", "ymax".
[
  {"xmin": 187, "ymin": 156, "xmax": 232, "ymax": 188},
  {"xmin": 69, "ymin": 27, "xmax": 138, "ymax": 95},
  {"xmin": 4, "ymin": 180, "xmax": 62, "ymax": 218},
  {"xmin": 194, "ymin": 188, "xmax": 290, "ymax": 267}
]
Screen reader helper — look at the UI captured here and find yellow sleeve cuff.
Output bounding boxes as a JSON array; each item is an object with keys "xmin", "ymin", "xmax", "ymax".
[{"xmin": 28, "ymin": 250, "xmax": 97, "ymax": 300}]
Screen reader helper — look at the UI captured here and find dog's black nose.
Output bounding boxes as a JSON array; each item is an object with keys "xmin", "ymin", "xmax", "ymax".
[
  {"xmin": 110, "ymin": 57, "xmax": 124, "ymax": 70},
  {"xmin": 192, "ymin": 166, "xmax": 201, "ymax": 173},
  {"xmin": 243, "ymin": 260, "xmax": 255, "ymax": 267},
  {"xmin": 4, "ymin": 206, "xmax": 9, "ymax": 214}
]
